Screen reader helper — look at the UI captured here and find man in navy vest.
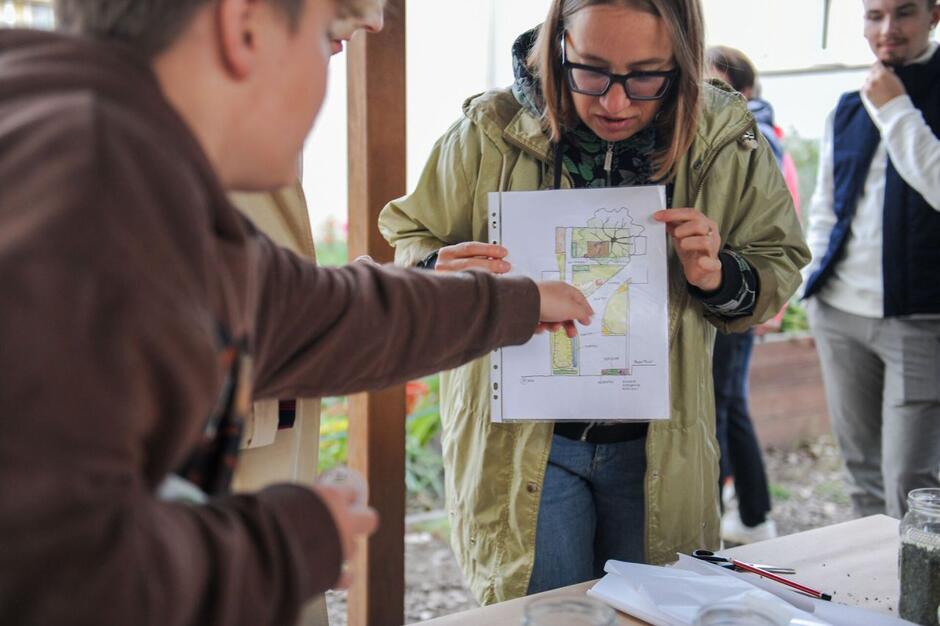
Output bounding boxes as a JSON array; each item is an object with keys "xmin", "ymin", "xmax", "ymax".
[{"xmin": 804, "ymin": 0, "xmax": 940, "ymax": 518}]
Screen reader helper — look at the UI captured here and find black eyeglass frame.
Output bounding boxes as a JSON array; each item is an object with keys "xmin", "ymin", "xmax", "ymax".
[{"xmin": 560, "ymin": 35, "xmax": 678, "ymax": 100}]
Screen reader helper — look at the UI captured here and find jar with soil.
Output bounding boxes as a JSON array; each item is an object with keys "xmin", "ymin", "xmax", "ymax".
[{"xmin": 899, "ymin": 488, "xmax": 940, "ymax": 626}]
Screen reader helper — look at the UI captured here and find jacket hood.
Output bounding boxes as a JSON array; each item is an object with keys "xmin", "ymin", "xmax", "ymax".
[
  {"xmin": 747, "ymin": 98, "xmax": 776, "ymax": 129},
  {"xmin": 0, "ymin": 29, "xmax": 203, "ymax": 164},
  {"xmin": 746, "ymin": 97, "xmax": 784, "ymax": 163},
  {"xmin": 0, "ymin": 28, "xmax": 247, "ymax": 247},
  {"xmin": 1, "ymin": 29, "xmax": 155, "ymax": 108},
  {"xmin": 511, "ymin": 27, "xmax": 544, "ymax": 118}
]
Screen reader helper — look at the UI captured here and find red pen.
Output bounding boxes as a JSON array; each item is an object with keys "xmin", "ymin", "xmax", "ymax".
[{"xmin": 730, "ymin": 558, "xmax": 833, "ymax": 601}]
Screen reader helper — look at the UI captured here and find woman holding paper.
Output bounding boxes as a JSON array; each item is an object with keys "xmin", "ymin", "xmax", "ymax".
[{"xmin": 379, "ymin": 0, "xmax": 809, "ymax": 604}]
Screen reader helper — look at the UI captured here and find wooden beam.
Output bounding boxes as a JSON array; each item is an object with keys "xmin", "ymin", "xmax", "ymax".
[{"xmin": 345, "ymin": 1, "xmax": 407, "ymax": 625}]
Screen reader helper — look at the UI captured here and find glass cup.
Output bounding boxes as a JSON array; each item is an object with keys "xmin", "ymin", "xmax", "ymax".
[
  {"xmin": 693, "ymin": 599, "xmax": 789, "ymax": 626},
  {"xmin": 318, "ymin": 466, "xmax": 368, "ymax": 591},
  {"xmin": 521, "ymin": 596, "xmax": 615, "ymax": 626},
  {"xmin": 318, "ymin": 465, "xmax": 368, "ymax": 506}
]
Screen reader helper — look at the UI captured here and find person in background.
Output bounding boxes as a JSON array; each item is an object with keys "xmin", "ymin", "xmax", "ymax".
[
  {"xmin": 706, "ymin": 46, "xmax": 801, "ymax": 214},
  {"xmin": 803, "ymin": 0, "xmax": 940, "ymax": 519},
  {"xmin": 705, "ymin": 45, "xmax": 801, "ymax": 544},
  {"xmin": 0, "ymin": 0, "xmax": 594, "ymax": 624},
  {"xmin": 379, "ymin": 0, "xmax": 808, "ymax": 603}
]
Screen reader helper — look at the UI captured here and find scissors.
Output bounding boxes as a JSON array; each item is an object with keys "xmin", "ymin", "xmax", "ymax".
[{"xmin": 691, "ymin": 549, "xmax": 796, "ymax": 575}]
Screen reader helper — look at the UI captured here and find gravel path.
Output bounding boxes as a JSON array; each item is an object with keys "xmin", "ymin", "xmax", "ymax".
[
  {"xmin": 762, "ymin": 436, "xmax": 857, "ymax": 537},
  {"xmin": 325, "ymin": 435, "xmax": 858, "ymax": 625}
]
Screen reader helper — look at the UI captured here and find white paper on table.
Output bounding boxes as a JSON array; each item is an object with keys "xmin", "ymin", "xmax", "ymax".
[
  {"xmin": 488, "ymin": 187, "xmax": 670, "ymax": 422},
  {"xmin": 673, "ymin": 554, "xmax": 916, "ymax": 626},
  {"xmin": 587, "ymin": 556, "xmax": 916, "ymax": 626},
  {"xmin": 587, "ymin": 559, "xmax": 829, "ymax": 626}
]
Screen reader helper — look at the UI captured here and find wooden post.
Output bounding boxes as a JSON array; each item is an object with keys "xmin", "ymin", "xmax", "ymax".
[{"xmin": 346, "ymin": 1, "xmax": 407, "ymax": 625}]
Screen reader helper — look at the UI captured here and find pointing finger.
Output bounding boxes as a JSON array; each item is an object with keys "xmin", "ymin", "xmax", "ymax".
[{"xmin": 457, "ymin": 242, "xmax": 509, "ymax": 259}]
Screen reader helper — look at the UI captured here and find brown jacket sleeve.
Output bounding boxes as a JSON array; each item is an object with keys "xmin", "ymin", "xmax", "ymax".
[
  {"xmin": 0, "ymin": 107, "xmax": 342, "ymax": 626},
  {"xmin": 248, "ymin": 229, "xmax": 540, "ymax": 401}
]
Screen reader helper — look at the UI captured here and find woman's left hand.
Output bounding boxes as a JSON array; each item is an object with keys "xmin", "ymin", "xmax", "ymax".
[{"xmin": 654, "ymin": 208, "xmax": 722, "ymax": 292}]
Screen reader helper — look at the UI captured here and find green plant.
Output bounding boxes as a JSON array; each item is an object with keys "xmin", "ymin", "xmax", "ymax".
[
  {"xmin": 317, "ymin": 398, "xmax": 350, "ymax": 473},
  {"xmin": 769, "ymin": 483, "xmax": 792, "ymax": 502},
  {"xmin": 314, "ymin": 240, "xmax": 348, "ymax": 267},
  {"xmin": 780, "ymin": 301, "xmax": 809, "ymax": 333},
  {"xmin": 814, "ymin": 480, "xmax": 851, "ymax": 505},
  {"xmin": 313, "ymin": 217, "xmax": 349, "ymax": 267},
  {"xmin": 404, "ymin": 377, "xmax": 445, "ymax": 510},
  {"xmin": 783, "ymin": 129, "xmax": 820, "ymax": 220}
]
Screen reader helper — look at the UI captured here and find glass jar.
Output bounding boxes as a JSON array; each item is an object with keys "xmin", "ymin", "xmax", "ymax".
[
  {"xmin": 899, "ymin": 488, "xmax": 940, "ymax": 626},
  {"xmin": 692, "ymin": 599, "xmax": 788, "ymax": 626},
  {"xmin": 521, "ymin": 596, "xmax": 615, "ymax": 626}
]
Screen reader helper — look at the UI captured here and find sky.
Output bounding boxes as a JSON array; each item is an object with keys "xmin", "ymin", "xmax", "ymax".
[{"xmin": 300, "ymin": 0, "xmax": 936, "ymax": 231}]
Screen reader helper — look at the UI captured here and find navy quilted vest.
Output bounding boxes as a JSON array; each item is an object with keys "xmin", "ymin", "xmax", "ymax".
[{"xmin": 803, "ymin": 48, "xmax": 940, "ymax": 317}]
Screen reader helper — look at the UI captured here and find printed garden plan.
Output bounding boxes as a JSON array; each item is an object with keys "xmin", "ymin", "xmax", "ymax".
[{"xmin": 489, "ymin": 187, "xmax": 670, "ymax": 422}]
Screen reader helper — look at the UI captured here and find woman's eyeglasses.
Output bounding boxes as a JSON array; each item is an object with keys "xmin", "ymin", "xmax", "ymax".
[{"xmin": 561, "ymin": 35, "xmax": 677, "ymax": 100}]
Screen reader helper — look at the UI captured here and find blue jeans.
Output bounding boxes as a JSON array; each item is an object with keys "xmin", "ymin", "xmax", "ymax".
[
  {"xmin": 526, "ymin": 433, "xmax": 646, "ymax": 595},
  {"xmin": 713, "ymin": 330, "xmax": 771, "ymax": 527}
]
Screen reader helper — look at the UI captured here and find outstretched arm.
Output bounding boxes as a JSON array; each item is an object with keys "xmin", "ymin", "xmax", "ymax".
[
  {"xmin": 249, "ymin": 235, "xmax": 542, "ymax": 400},
  {"xmin": 250, "ymin": 229, "xmax": 593, "ymax": 401}
]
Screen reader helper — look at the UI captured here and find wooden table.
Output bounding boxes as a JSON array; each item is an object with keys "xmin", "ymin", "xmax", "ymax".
[{"xmin": 419, "ymin": 515, "xmax": 900, "ymax": 625}]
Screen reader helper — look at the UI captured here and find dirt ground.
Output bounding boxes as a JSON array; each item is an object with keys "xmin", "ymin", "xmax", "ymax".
[{"xmin": 325, "ymin": 435, "xmax": 858, "ymax": 625}]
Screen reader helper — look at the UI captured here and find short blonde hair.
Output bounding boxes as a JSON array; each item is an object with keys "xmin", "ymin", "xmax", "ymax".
[
  {"xmin": 530, "ymin": 0, "xmax": 704, "ymax": 182},
  {"xmin": 57, "ymin": 0, "xmax": 385, "ymax": 55},
  {"xmin": 56, "ymin": 0, "xmax": 304, "ymax": 55}
]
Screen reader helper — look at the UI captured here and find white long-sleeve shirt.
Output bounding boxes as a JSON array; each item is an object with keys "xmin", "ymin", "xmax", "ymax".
[{"xmin": 804, "ymin": 41, "xmax": 940, "ymax": 318}]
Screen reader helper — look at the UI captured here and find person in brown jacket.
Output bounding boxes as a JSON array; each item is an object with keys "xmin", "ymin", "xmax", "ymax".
[{"xmin": 0, "ymin": 1, "xmax": 593, "ymax": 625}]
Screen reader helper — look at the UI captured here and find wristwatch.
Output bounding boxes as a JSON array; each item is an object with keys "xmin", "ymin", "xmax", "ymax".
[{"xmin": 417, "ymin": 250, "xmax": 439, "ymax": 270}]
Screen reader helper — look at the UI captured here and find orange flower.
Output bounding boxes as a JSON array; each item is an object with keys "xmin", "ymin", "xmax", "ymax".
[{"xmin": 405, "ymin": 380, "xmax": 430, "ymax": 415}]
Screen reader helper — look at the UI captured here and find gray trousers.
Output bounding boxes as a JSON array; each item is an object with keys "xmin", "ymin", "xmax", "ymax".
[{"xmin": 808, "ymin": 298, "xmax": 940, "ymax": 518}]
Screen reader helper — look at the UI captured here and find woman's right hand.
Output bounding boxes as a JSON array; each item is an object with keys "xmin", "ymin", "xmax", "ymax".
[{"xmin": 435, "ymin": 242, "xmax": 511, "ymax": 274}]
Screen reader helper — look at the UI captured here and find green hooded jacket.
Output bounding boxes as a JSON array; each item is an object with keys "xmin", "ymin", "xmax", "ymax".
[{"xmin": 378, "ymin": 82, "xmax": 809, "ymax": 604}]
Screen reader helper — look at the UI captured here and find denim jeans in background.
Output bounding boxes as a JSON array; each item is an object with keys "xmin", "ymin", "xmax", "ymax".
[
  {"xmin": 526, "ymin": 433, "xmax": 646, "ymax": 595},
  {"xmin": 713, "ymin": 329, "xmax": 772, "ymax": 527}
]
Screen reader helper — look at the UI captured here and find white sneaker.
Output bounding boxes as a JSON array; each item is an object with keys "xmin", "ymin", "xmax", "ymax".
[
  {"xmin": 720, "ymin": 509, "xmax": 778, "ymax": 545},
  {"xmin": 721, "ymin": 481, "xmax": 737, "ymax": 509}
]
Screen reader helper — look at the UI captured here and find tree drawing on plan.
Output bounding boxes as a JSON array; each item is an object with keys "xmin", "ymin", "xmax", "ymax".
[
  {"xmin": 568, "ymin": 208, "xmax": 644, "ymax": 298},
  {"xmin": 574, "ymin": 207, "xmax": 645, "ymax": 261}
]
